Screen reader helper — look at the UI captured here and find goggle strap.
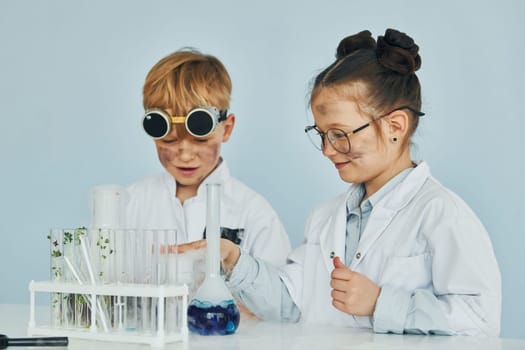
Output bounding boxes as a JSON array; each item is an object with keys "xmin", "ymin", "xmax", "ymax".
[{"xmin": 218, "ymin": 110, "xmax": 228, "ymax": 122}]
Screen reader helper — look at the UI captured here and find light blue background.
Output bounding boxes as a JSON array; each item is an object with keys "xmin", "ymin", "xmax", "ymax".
[{"xmin": 1, "ymin": 0, "xmax": 523, "ymax": 339}]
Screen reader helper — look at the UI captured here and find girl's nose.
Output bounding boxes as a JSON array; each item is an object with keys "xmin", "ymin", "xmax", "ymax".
[{"xmin": 322, "ymin": 139, "xmax": 337, "ymax": 157}]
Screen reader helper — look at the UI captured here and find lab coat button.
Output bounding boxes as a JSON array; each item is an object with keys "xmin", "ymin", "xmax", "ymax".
[
  {"xmin": 355, "ymin": 252, "xmax": 361, "ymax": 259},
  {"xmin": 330, "ymin": 251, "xmax": 335, "ymax": 259}
]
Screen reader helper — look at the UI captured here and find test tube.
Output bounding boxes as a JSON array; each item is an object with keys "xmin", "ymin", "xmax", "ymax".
[
  {"xmin": 113, "ymin": 228, "xmax": 127, "ymax": 331},
  {"xmin": 126, "ymin": 229, "xmax": 138, "ymax": 332},
  {"xmin": 92, "ymin": 228, "xmax": 114, "ymax": 284},
  {"xmin": 72, "ymin": 228, "xmax": 90, "ymax": 328},
  {"xmin": 49, "ymin": 229, "xmax": 63, "ymax": 328},
  {"xmin": 74, "ymin": 294, "xmax": 90, "ymax": 328},
  {"xmin": 164, "ymin": 229, "xmax": 178, "ymax": 333},
  {"xmin": 149, "ymin": 230, "xmax": 163, "ymax": 334},
  {"xmin": 56, "ymin": 229, "xmax": 75, "ymax": 328}
]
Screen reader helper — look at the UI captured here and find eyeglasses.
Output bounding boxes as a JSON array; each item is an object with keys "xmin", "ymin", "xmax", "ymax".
[
  {"xmin": 304, "ymin": 106, "xmax": 425, "ymax": 154},
  {"xmin": 143, "ymin": 106, "xmax": 228, "ymax": 139}
]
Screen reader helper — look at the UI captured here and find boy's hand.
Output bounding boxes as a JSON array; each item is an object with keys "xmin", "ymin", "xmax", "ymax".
[
  {"xmin": 330, "ymin": 256, "xmax": 381, "ymax": 316},
  {"xmin": 177, "ymin": 238, "xmax": 241, "ymax": 272},
  {"xmin": 177, "ymin": 239, "xmax": 207, "ymax": 254}
]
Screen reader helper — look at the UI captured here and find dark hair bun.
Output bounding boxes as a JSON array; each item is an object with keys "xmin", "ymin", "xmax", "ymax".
[
  {"xmin": 336, "ymin": 30, "xmax": 376, "ymax": 59},
  {"xmin": 376, "ymin": 28, "xmax": 421, "ymax": 74}
]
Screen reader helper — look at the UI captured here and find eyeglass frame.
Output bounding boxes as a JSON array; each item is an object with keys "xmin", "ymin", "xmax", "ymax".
[{"xmin": 304, "ymin": 106, "xmax": 425, "ymax": 154}]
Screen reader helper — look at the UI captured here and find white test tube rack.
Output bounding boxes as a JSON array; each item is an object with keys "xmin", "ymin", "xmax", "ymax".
[{"xmin": 28, "ymin": 280, "xmax": 189, "ymax": 347}]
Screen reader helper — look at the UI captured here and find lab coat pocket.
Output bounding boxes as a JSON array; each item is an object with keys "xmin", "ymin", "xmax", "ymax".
[{"xmin": 380, "ymin": 253, "xmax": 432, "ymax": 292}]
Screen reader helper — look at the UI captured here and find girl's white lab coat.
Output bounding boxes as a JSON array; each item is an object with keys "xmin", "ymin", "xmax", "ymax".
[{"xmin": 282, "ymin": 161, "xmax": 501, "ymax": 336}]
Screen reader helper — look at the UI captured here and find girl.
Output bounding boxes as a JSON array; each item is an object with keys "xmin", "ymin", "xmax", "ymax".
[{"xmin": 182, "ymin": 29, "xmax": 501, "ymax": 336}]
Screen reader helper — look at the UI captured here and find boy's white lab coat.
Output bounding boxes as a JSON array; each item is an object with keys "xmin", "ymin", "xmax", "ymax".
[
  {"xmin": 125, "ymin": 160, "xmax": 291, "ymax": 267},
  {"xmin": 282, "ymin": 161, "xmax": 501, "ymax": 336}
]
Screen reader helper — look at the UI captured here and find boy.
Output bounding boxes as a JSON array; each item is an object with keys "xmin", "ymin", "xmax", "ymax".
[{"xmin": 125, "ymin": 49, "xmax": 291, "ymax": 296}]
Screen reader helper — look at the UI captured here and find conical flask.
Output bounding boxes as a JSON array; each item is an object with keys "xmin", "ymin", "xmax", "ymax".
[{"xmin": 187, "ymin": 182, "xmax": 240, "ymax": 335}]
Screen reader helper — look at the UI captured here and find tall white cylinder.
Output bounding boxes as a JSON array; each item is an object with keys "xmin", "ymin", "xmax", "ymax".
[
  {"xmin": 205, "ymin": 183, "xmax": 221, "ymax": 278},
  {"xmin": 90, "ymin": 185, "xmax": 127, "ymax": 229}
]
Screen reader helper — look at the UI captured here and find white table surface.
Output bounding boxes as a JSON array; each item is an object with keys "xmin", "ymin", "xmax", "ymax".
[{"xmin": 1, "ymin": 304, "xmax": 524, "ymax": 350}]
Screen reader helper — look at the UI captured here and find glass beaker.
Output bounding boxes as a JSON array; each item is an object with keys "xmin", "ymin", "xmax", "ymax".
[
  {"xmin": 187, "ymin": 183, "xmax": 240, "ymax": 335},
  {"xmin": 90, "ymin": 185, "xmax": 127, "ymax": 230}
]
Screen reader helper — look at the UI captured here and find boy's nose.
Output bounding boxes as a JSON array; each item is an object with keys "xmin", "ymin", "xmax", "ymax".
[{"xmin": 177, "ymin": 139, "xmax": 196, "ymax": 160}]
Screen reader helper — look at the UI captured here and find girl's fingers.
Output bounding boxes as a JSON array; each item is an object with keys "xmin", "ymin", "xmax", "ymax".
[
  {"xmin": 331, "ymin": 289, "xmax": 346, "ymax": 302},
  {"xmin": 330, "ymin": 279, "xmax": 348, "ymax": 291}
]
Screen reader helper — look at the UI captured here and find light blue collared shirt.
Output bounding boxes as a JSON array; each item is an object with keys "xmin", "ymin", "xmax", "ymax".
[{"xmin": 345, "ymin": 167, "xmax": 413, "ymax": 265}]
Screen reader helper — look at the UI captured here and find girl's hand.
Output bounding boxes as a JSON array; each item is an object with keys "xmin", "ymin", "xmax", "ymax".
[
  {"xmin": 330, "ymin": 256, "xmax": 381, "ymax": 316},
  {"xmin": 177, "ymin": 238, "xmax": 241, "ymax": 272}
]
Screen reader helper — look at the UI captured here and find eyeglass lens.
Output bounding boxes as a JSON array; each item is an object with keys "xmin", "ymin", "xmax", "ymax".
[
  {"xmin": 327, "ymin": 129, "xmax": 350, "ymax": 153},
  {"xmin": 306, "ymin": 128, "xmax": 351, "ymax": 153},
  {"xmin": 306, "ymin": 127, "xmax": 323, "ymax": 150}
]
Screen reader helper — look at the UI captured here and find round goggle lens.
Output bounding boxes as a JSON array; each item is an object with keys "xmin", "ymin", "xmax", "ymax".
[
  {"xmin": 186, "ymin": 110, "xmax": 215, "ymax": 136},
  {"xmin": 143, "ymin": 112, "xmax": 169, "ymax": 138}
]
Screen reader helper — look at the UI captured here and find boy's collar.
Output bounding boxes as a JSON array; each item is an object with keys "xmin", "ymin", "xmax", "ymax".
[{"xmin": 196, "ymin": 157, "xmax": 230, "ymax": 196}]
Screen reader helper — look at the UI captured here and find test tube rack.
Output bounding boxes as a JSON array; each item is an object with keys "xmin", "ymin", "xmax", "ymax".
[
  {"xmin": 28, "ymin": 280, "xmax": 189, "ymax": 347},
  {"xmin": 30, "ymin": 227, "xmax": 190, "ymax": 347}
]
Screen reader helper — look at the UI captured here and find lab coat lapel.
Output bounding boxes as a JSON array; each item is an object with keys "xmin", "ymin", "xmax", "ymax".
[
  {"xmin": 350, "ymin": 206, "xmax": 395, "ymax": 270},
  {"xmin": 319, "ymin": 189, "xmax": 352, "ymax": 273},
  {"xmin": 350, "ymin": 161, "xmax": 431, "ymax": 270}
]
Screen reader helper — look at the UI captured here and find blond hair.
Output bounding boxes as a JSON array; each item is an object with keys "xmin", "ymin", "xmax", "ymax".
[{"xmin": 143, "ymin": 48, "xmax": 232, "ymax": 114}]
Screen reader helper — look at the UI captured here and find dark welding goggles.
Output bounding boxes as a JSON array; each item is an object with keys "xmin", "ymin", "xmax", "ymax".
[{"xmin": 142, "ymin": 106, "xmax": 228, "ymax": 139}]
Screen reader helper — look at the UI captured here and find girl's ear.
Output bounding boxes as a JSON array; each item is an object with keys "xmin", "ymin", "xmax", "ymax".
[{"xmin": 385, "ymin": 109, "xmax": 409, "ymax": 141}]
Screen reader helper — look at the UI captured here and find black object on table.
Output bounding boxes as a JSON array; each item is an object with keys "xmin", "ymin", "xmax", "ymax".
[{"xmin": 0, "ymin": 334, "xmax": 68, "ymax": 349}]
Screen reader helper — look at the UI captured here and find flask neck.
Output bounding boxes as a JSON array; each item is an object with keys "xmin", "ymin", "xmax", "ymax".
[{"xmin": 205, "ymin": 183, "xmax": 221, "ymax": 278}]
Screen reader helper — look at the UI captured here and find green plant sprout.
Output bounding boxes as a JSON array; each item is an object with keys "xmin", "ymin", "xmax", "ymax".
[
  {"xmin": 48, "ymin": 227, "xmax": 87, "ymax": 278},
  {"xmin": 95, "ymin": 229, "xmax": 115, "ymax": 279},
  {"xmin": 96, "ymin": 229, "xmax": 114, "ymax": 260},
  {"xmin": 74, "ymin": 227, "xmax": 87, "ymax": 245},
  {"xmin": 63, "ymin": 231, "xmax": 73, "ymax": 244},
  {"xmin": 50, "ymin": 239, "xmax": 62, "ymax": 259},
  {"xmin": 51, "ymin": 266, "xmax": 62, "ymax": 278}
]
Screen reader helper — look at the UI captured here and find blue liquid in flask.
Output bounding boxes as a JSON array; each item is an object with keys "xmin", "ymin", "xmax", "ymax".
[{"xmin": 187, "ymin": 299, "xmax": 240, "ymax": 335}]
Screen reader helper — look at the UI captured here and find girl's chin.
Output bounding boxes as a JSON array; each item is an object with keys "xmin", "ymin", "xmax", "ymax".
[{"xmin": 337, "ymin": 169, "xmax": 364, "ymax": 184}]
